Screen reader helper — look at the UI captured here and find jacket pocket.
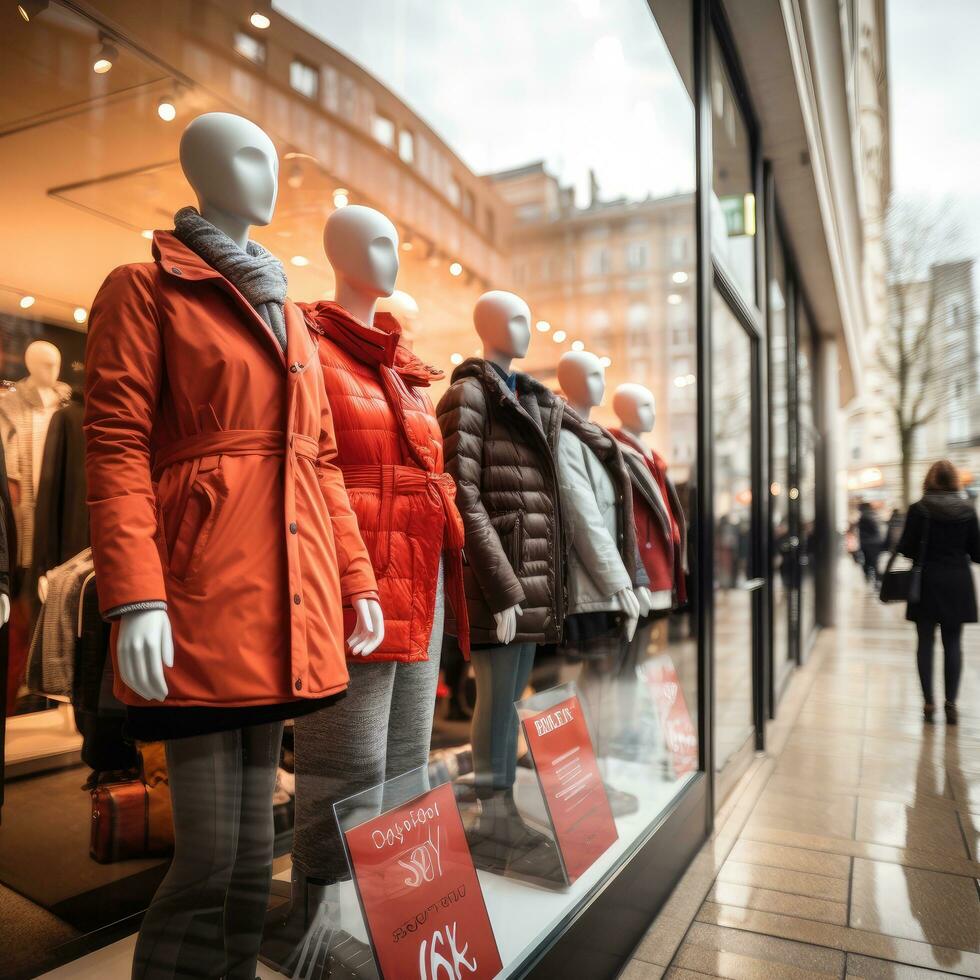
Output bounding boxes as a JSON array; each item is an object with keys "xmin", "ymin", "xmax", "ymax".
[
  {"xmin": 490, "ymin": 512, "xmax": 523, "ymax": 574},
  {"xmin": 167, "ymin": 463, "xmax": 228, "ymax": 582}
]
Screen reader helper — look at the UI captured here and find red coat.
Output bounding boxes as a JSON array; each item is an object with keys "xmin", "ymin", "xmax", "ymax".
[
  {"xmin": 302, "ymin": 302, "xmax": 468, "ymax": 661},
  {"xmin": 84, "ymin": 233, "xmax": 378, "ymax": 708},
  {"xmin": 611, "ymin": 429, "xmax": 687, "ymax": 606}
]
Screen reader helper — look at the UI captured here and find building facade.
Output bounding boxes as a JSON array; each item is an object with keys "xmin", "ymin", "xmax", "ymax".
[{"xmin": 0, "ymin": 1, "xmax": 888, "ymax": 977}]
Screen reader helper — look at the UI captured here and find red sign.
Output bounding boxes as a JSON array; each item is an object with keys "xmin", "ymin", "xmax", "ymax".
[
  {"xmin": 641, "ymin": 655, "xmax": 698, "ymax": 777},
  {"xmin": 521, "ymin": 694, "xmax": 618, "ymax": 881},
  {"xmin": 343, "ymin": 781, "xmax": 502, "ymax": 980}
]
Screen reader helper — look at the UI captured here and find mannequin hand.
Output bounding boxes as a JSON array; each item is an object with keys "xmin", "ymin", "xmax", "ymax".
[
  {"xmin": 348, "ymin": 598, "xmax": 385, "ymax": 656},
  {"xmin": 614, "ymin": 588, "xmax": 640, "ymax": 641},
  {"xmin": 117, "ymin": 609, "xmax": 173, "ymax": 702},
  {"xmin": 0, "ymin": 593, "xmax": 9, "ymax": 626},
  {"xmin": 38, "ymin": 574, "xmax": 48, "ymax": 604},
  {"xmin": 636, "ymin": 586, "xmax": 653, "ymax": 618},
  {"xmin": 493, "ymin": 604, "xmax": 523, "ymax": 645}
]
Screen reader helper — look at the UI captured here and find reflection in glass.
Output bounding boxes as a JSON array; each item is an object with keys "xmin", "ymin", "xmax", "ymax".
[
  {"xmin": 709, "ymin": 33, "xmax": 756, "ymax": 302},
  {"xmin": 711, "ymin": 294, "xmax": 755, "ymax": 777},
  {"xmin": 798, "ymin": 304, "xmax": 818, "ymax": 650}
]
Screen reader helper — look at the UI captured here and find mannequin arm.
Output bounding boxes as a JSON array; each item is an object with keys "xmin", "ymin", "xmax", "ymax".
[
  {"xmin": 117, "ymin": 608, "xmax": 173, "ymax": 701},
  {"xmin": 636, "ymin": 585, "xmax": 652, "ymax": 618},
  {"xmin": 556, "ymin": 430, "xmax": 632, "ymax": 598},
  {"xmin": 437, "ymin": 380, "xmax": 526, "ymax": 613},
  {"xmin": 316, "ymin": 404, "xmax": 378, "ymax": 601},
  {"xmin": 83, "ymin": 266, "xmax": 168, "ymax": 613},
  {"xmin": 347, "ymin": 597, "xmax": 385, "ymax": 656}
]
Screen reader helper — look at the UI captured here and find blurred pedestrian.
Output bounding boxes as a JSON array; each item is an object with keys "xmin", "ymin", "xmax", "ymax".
[
  {"xmin": 885, "ymin": 507, "xmax": 905, "ymax": 554},
  {"xmin": 857, "ymin": 502, "xmax": 883, "ymax": 587},
  {"xmin": 896, "ymin": 460, "xmax": 980, "ymax": 725}
]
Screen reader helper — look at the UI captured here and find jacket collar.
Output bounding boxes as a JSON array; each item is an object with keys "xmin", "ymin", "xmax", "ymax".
[
  {"xmin": 153, "ymin": 231, "xmax": 224, "ymax": 282},
  {"xmin": 609, "ymin": 426, "xmax": 650, "ymax": 460},
  {"xmin": 305, "ymin": 301, "xmax": 443, "ymax": 387},
  {"xmin": 561, "ymin": 403, "xmax": 617, "ymax": 462}
]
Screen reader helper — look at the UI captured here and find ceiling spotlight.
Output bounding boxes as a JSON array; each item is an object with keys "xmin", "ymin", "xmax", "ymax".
[
  {"xmin": 19, "ymin": 295, "xmax": 35, "ymax": 309},
  {"xmin": 290, "ymin": 255, "xmax": 310, "ymax": 267},
  {"xmin": 535, "ymin": 320, "xmax": 551, "ymax": 333},
  {"xmin": 667, "ymin": 293, "xmax": 682, "ymax": 305},
  {"xmin": 93, "ymin": 35, "xmax": 118, "ymax": 74},
  {"xmin": 450, "ymin": 353, "xmax": 463, "ymax": 365},
  {"xmin": 17, "ymin": 0, "xmax": 48, "ymax": 21},
  {"xmin": 599, "ymin": 355, "xmax": 612, "ymax": 367},
  {"xmin": 249, "ymin": 11, "xmax": 271, "ymax": 29},
  {"xmin": 73, "ymin": 306, "xmax": 87, "ymax": 323},
  {"xmin": 553, "ymin": 330, "xmax": 567, "ymax": 343},
  {"xmin": 671, "ymin": 270, "xmax": 688, "ymax": 284},
  {"xmin": 286, "ymin": 162, "xmax": 303, "ymax": 189},
  {"xmin": 449, "ymin": 262, "xmax": 463, "ymax": 277},
  {"xmin": 400, "ymin": 241, "xmax": 413, "ymax": 251},
  {"xmin": 157, "ymin": 96, "xmax": 177, "ymax": 122},
  {"xmin": 333, "ymin": 188, "xmax": 349, "ymax": 208},
  {"xmin": 141, "ymin": 229, "xmax": 153, "ymax": 240},
  {"xmin": 571, "ymin": 340, "xmax": 585, "ymax": 352}
]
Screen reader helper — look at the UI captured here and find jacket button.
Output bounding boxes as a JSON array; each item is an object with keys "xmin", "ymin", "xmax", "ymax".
[
  {"xmin": 295, "ymin": 678, "xmax": 303, "ymax": 691},
  {"xmin": 171, "ymin": 266, "xmax": 182, "ymax": 275},
  {"xmin": 289, "ymin": 522, "xmax": 298, "ymax": 534},
  {"xmin": 293, "ymin": 593, "xmax": 302, "ymax": 605},
  {"xmin": 290, "ymin": 363, "xmax": 300, "ymax": 373}
]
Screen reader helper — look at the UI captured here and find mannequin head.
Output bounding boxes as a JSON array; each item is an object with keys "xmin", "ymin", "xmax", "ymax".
[
  {"xmin": 179, "ymin": 113, "xmax": 279, "ymax": 247},
  {"xmin": 324, "ymin": 205, "xmax": 398, "ymax": 325},
  {"xmin": 24, "ymin": 340, "xmax": 60, "ymax": 389},
  {"xmin": 612, "ymin": 382, "xmax": 657, "ymax": 436},
  {"xmin": 473, "ymin": 291, "xmax": 531, "ymax": 371},
  {"xmin": 558, "ymin": 350, "xmax": 605, "ymax": 417}
]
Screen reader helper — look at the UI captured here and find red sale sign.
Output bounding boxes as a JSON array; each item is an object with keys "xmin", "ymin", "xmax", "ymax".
[
  {"xmin": 521, "ymin": 694, "xmax": 618, "ymax": 882},
  {"xmin": 343, "ymin": 782, "xmax": 502, "ymax": 980},
  {"xmin": 641, "ymin": 654, "xmax": 698, "ymax": 777}
]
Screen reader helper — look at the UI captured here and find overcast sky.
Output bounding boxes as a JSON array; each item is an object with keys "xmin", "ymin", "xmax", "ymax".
[{"xmin": 888, "ymin": 0, "xmax": 980, "ymax": 258}]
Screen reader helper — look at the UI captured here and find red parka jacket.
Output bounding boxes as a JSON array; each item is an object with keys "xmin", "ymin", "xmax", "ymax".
[
  {"xmin": 610, "ymin": 428, "xmax": 688, "ymax": 606},
  {"xmin": 84, "ymin": 233, "xmax": 378, "ymax": 709},
  {"xmin": 301, "ymin": 302, "xmax": 468, "ymax": 661}
]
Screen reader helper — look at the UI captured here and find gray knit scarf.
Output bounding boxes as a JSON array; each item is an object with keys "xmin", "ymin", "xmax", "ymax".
[{"xmin": 173, "ymin": 206, "xmax": 288, "ymax": 351}]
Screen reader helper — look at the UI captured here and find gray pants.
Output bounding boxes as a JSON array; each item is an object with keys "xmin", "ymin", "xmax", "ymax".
[
  {"xmin": 292, "ymin": 572, "xmax": 444, "ymax": 882},
  {"xmin": 470, "ymin": 642, "xmax": 536, "ymax": 793},
  {"xmin": 132, "ymin": 722, "xmax": 284, "ymax": 980}
]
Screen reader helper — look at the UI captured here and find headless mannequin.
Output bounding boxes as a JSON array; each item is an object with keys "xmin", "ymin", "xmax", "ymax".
[
  {"xmin": 117, "ymin": 113, "xmax": 379, "ymax": 980},
  {"xmin": 557, "ymin": 352, "xmax": 643, "ymax": 631},
  {"xmin": 613, "ymin": 383, "xmax": 673, "ymax": 611}
]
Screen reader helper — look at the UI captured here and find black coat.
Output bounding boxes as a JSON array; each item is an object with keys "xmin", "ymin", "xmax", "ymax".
[{"xmin": 897, "ymin": 494, "xmax": 980, "ymax": 624}]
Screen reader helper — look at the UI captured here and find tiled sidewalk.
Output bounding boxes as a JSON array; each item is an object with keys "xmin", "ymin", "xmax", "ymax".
[{"xmin": 623, "ymin": 563, "xmax": 980, "ymax": 979}]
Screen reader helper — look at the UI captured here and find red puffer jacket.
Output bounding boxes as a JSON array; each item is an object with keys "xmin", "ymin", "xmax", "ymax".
[{"xmin": 301, "ymin": 301, "xmax": 469, "ymax": 661}]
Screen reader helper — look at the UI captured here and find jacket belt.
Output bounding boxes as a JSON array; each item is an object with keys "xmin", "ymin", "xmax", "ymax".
[
  {"xmin": 152, "ymin": 429, "xmax": 313, "ymax": 479},
  {"xmin": 343, "ymin": 463, "xmax": 470, "ymax": 657}
]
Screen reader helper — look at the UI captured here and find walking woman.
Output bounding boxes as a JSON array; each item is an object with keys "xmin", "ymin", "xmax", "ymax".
[{"xmin": 896, "ymin": 461, "xmax": 980, "ymax": 724}]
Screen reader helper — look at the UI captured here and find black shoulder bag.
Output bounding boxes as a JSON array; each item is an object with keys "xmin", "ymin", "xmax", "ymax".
[{"xmin": 880, "ymin": 516, "xmax": 929, "ymax": 604}]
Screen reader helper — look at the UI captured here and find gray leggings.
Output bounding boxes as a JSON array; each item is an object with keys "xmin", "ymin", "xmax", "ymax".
[
  {"xmin": 132, "ymin": 722, "xmax": 284, "ymax": 980},
  {"xmin": 470, "ymin": 642, "xmax": 536, "ymax": 793},
  {"xmin": 292, "ymin": 576, "xmax": 444, "ymax": 882}
]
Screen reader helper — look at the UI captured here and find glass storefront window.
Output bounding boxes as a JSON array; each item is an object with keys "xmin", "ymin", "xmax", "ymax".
[
  {"xmin": 0, "ymin": 0, "xmax": 700, "ymax": 975},
  {"xmin": 709, "ymin": 32, "xmax": 756, "ymax": 303},
  {"xmin": 797, "ymin": 303, "xmax": 818, "ymax": 652},
  {"xmin": 711, "ymin": 292, "xmax": 755, "ymax": 788},
  {"xmin": 769, "ymin": 233, "xmax": 794, "ymax": 695}
]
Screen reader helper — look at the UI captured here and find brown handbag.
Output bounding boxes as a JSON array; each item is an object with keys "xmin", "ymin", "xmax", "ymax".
[{"xmin": 90, "ymin": 742, "xmax": 175, "ymax": 864}]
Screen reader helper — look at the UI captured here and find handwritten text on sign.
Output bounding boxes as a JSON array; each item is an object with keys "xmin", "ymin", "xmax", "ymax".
[
  {"xmin": 344, "ymin": 782, "xmax": 502, "ymax": 980},
  {"xmin": 521, "ymin": 694, "xmax": 618, "ymax": 882}
]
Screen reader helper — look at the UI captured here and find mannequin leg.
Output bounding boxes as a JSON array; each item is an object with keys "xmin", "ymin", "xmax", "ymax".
[
  {"xmin": 503, "ymin": 642, "xmax": 536, "ymax": 788},
  {"xmin": 132, "ymin": 729, "xmax": 245, "ymax": 980},
  {"xmin": 224, "ymin": 721, "xmax": 284, "ymax": 980}
]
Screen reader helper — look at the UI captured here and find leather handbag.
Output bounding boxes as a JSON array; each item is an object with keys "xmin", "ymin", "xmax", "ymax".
[{"xmin": 880, "ymin": 516, "xmax": 929, "ymax": 604}]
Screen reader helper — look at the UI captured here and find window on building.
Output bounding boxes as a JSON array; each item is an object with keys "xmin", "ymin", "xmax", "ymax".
[
  {"xmin": 233, "ymin": 31, "xmax": 266, "ymax": 65},
  {"xmin": 398, "ymin": 128, "xmax": 414, "ymax": 163},
  {"xmin": 447, "ymin": 176, "xmax": 461, "ymax": 208},
  {"xmin": 627, "ymin": 241, "xmax": 648, "ymax": 271},
  {"xmin": 289, "ymin": 59, "xmax": 319, "ymax": 98},
  {"xmin": 462, "ymin": 188, "xmax": 476, "ymax": 221},
  {"xmin": 372, "ymin": 113, "xmax": 395, "ymax": 148}
]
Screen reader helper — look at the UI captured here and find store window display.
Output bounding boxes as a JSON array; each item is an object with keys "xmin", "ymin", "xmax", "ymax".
[{"xmin": 82, "ymin": 111, "xmax": 381, "ymax": 977}]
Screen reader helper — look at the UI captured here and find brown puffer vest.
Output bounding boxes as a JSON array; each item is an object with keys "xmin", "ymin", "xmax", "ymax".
[{"xmin": 437, "ymin": 358, "xmax": 565, "ymax": 646}]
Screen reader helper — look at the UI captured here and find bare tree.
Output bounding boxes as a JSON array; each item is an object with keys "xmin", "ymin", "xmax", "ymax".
[{"xmin": 880, "ymin": 198, "xmax": 964, "ymax": 506}]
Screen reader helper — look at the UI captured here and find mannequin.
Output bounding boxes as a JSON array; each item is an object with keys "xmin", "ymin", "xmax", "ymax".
[
  {"xmin": 278, "ymin": 205, "xmax": 465, "ymax": 973},
  {"xmin": 437, "ymin": 290, "xmax": 564, "ymax": 880},
  {"xmin": 0, "ymin": 340, "xmax": 71, "ymax": 710},
  {"xmin": 83, "ymin": 112, "xmax": 381, "ymax": 980}
]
